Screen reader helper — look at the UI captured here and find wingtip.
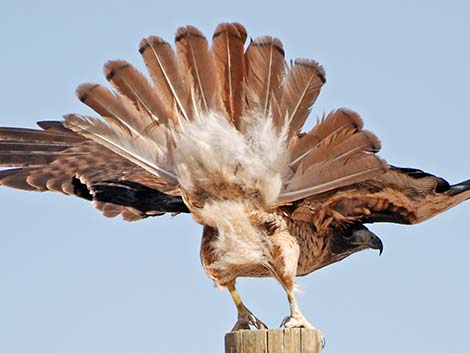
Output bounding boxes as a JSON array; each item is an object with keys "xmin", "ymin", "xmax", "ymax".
[{"xmin": 448, "ymin": 179, "xmax": 470, "ymax": 196}]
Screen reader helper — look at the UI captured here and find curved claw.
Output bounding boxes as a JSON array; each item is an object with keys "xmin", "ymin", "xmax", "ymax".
[
  {"xmin": 281, "ymin": 315, "xmax": 315, "ymax": 329},
  {"xmin": 231, "ymin": 313, "xmax": 268, "ymax": 331},
  {"xmin": 321, "ymin": 335, "xmax": 326, "ymax": 349},
  {"xmin": 248, "ymin": 314, "xmax": 268, "ymax": 330},
  {"xmin": 232, "ymin": 319, "xmax": 251, "ymax": 331},
  {"xmin": 281, "ymin": 316, "xmax": 325, "ymax": 348}
]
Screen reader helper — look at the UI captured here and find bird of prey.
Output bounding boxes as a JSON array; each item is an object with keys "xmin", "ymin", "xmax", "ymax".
[{"xmin": 1, "ymin": 23, "xmax": 469, "ymax": 332}]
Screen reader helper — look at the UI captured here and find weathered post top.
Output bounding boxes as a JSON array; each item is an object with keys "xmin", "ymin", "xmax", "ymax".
[{"xmin": 225, "ymin": 328, "xmax": 323, "ymax": 353}]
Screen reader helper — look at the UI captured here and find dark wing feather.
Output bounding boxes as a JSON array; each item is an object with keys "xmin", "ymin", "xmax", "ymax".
[
  {"xmin": 291, "ymin": 165, "xmax": 470, "ymax": 227},
  {"xmin": 0, "ymin": 121, "xmax": 188, "ymax": 221}
]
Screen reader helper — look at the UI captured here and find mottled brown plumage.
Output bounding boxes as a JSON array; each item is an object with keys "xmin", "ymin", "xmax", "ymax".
[{"xmin": 1, "ymin": 23, "xmax": 469, "ymax": 334}]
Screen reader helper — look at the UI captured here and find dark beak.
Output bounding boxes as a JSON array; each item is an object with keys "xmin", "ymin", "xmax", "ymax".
[
  {"xmin": 351, "ymin": 227, "xmax": 384, "ymax": 255},
  {"xmin": 368, "ymin": 234, "xmax": 384, "ymax": 256}
]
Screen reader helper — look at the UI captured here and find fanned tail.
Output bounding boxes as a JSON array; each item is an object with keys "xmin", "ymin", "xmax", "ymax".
[{"xmin": 62, "ymin": 23, "xmax": 386, "ymax": 208}]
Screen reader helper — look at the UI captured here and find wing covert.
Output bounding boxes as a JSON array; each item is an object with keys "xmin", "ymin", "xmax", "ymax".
[
  {"xmin": 0, "ymin": 121, "xmax": 187, "ymax": 221},
  {"xmin": 291, "ymin": 165, "xmax": 470, "ymax": 227}
]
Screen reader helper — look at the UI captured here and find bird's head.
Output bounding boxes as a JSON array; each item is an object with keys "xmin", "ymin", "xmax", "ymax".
[{"xmin": 328, "ymin": 223, "xmax": 383, "ymax": 263}]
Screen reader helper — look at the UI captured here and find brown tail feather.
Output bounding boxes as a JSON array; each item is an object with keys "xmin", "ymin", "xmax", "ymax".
[
  {"xmin": 310, "ymin": 108, "xmax": 363, "ymax": 138},
  {"xmin": 211, "ymin": 23, "xmax": 247, "ymax": 127},
  {"xmin": 279, "ymin": 154, "xmax": 387, "ymax": 203},
  {"xmin": 104, "ymin": 60, "xmax": 171, "ymax": 125},
  {"xmin": 289, "ymin": 109, "xmax": 364, "ymax": 167},
  {"xmin": 279, "ymin": 108, "xmax": 386, "ymax": 203},
  {"xmin": 175, "ymin": 25, "xmax": 219, "ymax": 113},
  {"xmin": 244, "ymin": 36, "xmax": 285, "ymax": 129},
  {"xmin": 280, "ymin": 59, "xmax": 326, "ymax": 135},
  {"xmin": 300, "ymin": 130, "xmax": 381, "ymax": 168},
  {"xmin": 76, "ymin": 83, "xmax": 137, "ymax": 135},
  {"xmin": 139, "ymin": 36, "xmax": 192, "ymax": 122}
]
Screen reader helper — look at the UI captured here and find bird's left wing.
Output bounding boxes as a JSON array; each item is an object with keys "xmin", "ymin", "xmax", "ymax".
[
  {"xmin": 0, "ymin": 121, "xmax": 188, "ymax": 221},
  {"xmin": 290, "ymin": 165, "xmax": 470, "ymax": 227}
]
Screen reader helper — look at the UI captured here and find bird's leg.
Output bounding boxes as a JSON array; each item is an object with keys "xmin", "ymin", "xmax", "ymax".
[
  {"xmin": 227, "ymin": 281, "xmax": 268, "ymax": 331},
  {"xmin": 281, "ymin": 289, "xmax": 315, "ymax": 329}
]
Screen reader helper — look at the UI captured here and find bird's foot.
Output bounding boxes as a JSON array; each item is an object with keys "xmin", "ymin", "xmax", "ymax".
[
  {"xmin": 232, "ymin": 312, "xmax": 268, "ymax": 331},
  {"xmin": 280, "ymin": 315, "xmax": 326, "ymax": 348},
  {"xmin": 281, "ymin": 314, "xmax": 315, "ymax": 329}
]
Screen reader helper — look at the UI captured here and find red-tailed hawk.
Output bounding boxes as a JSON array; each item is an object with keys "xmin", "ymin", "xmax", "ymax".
[{"xmin": 1, "ymin": 23, "xmax": 469, "ymax": 335}]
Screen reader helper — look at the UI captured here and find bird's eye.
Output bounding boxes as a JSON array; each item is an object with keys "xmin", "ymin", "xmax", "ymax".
[
  {"xmin": 342, "ymin": 227, "xmax": 354, "ymax": 238},
  {"xmin": 342, "ymin": 223, "xmax": 362, "ymax": 238}
]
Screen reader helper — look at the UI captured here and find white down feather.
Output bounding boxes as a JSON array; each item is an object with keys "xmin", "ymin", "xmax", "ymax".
[{"xmin": 173, "ymin": 110, "xmax": 290, "ymax": 205}]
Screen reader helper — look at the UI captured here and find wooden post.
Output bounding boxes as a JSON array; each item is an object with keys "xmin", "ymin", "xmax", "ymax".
[{"xmin": 225, "ymin": 328, "xmax": 323, "ymax": 353}]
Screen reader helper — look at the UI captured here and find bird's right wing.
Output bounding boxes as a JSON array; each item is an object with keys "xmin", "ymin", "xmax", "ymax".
[
  {"xmin": 0, "ymin": 121, "xmax": 187, "ymax": 221},
  {"xmin": 290, "ymin": 165, "xmax": 470, "ymax": 228}
]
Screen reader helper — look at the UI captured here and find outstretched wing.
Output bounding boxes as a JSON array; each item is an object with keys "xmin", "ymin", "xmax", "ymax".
[
  {"xmin": 0, "ymin": 121, "xmax": 188, "ymax": 221},
  {"xmin": 291, "ymin": 165, "xmax": 470, "ymax": 227}
]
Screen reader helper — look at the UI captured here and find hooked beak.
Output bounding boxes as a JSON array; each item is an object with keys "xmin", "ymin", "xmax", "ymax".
[
  {"xmin": 351, "ymin": 228, "xmax": 384, "ymax": 255},
  {"xmin": 368, "ymin": 234, "xmax": 384, "ymax": 256}
]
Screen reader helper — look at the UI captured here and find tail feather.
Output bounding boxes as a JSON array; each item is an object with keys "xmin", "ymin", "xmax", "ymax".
[
  {"xmin": 280, "ymin": 59, "xmax": 326, "ymax": 135},
  {"xmin": 139, "ymin": 36, "xmax": 192, "ymax": 122},
  {"xmin": 104, "ymin": 60, "xmax": 171, "ymax": 124},
  {"xmin": 280, "ymin": 109, "xmax": 386, "ymax": 203},
  {"xmin": 77, "ymin": 82, "xmax": 155, "ymax": 137},
  {"xmin": 211, "ymin": 23, "xmax": 247, "ymax": 127},
  {"xmin": 280, "ymin": 151, "xmax": 387, "ymax": 203},
  {"xmin": 244, "ymin": 36, "xmax": 285, "ymax": 128},
  {"xmin": 175, "ymin": 25, "xmax": 219, "ymax": 113}
]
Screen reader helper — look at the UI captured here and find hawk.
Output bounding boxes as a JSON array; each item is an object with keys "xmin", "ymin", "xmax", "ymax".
[{"xmin": 1, "ymin": 23, "xmax": 469, "ymax": 333}]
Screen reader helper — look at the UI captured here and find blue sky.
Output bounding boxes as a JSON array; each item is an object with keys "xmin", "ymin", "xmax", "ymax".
[{"xmin": 1, "ymin": 1, "xmax": 469, "ymax": 352}]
